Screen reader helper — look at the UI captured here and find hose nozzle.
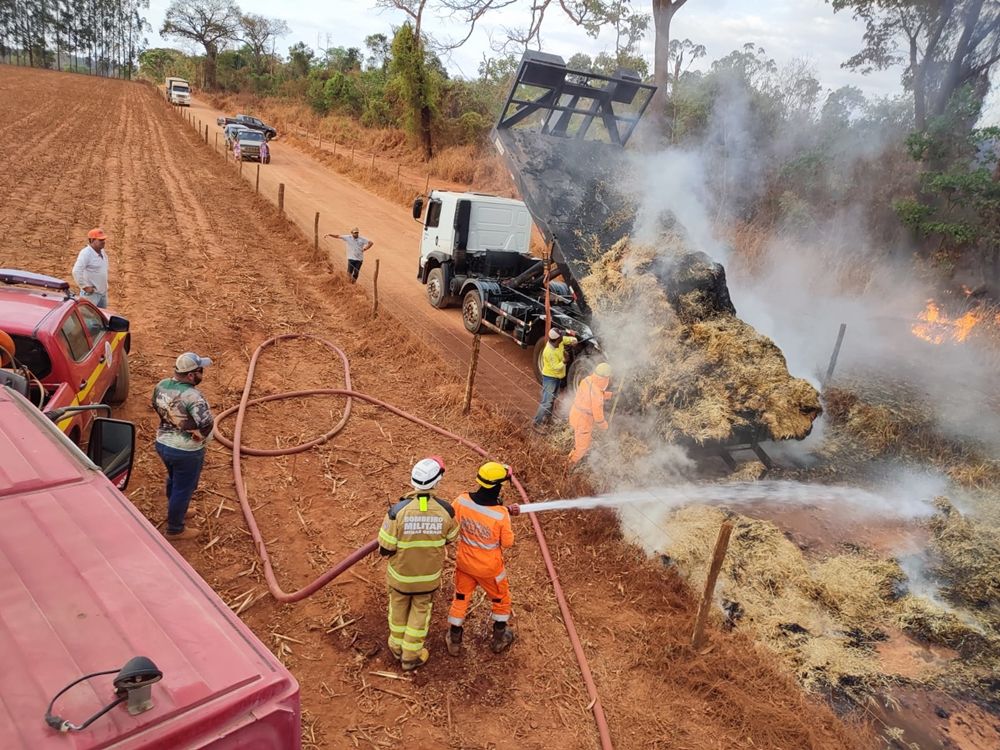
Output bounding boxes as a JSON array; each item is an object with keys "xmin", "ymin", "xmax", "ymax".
[{"xmin": 509, "ymin": 504, "xmax": 521, "ymax": 516}]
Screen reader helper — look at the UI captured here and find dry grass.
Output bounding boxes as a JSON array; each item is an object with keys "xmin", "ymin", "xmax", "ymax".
[{"xmin": 582, "ymin": 236, "xmax": 821, "ymax": 444}]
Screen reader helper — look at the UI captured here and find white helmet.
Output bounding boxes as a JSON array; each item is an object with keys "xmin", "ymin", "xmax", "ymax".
[{"xmin": 411, "ymin": 457, "xmax": 445, "ymax": 491}]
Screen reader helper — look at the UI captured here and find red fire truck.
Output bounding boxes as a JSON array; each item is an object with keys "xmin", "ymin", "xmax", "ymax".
[{"xmin": 0, "ymin": 385, "xmax": 301, "ymax": 748}]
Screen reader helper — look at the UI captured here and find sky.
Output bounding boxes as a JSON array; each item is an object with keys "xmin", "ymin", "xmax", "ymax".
[{"xmin": 146, "ymin": 0, "xmax": 999, "ymax": 120}]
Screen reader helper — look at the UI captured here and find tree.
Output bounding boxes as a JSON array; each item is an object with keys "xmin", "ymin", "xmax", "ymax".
[
  {"xmin": 651, "ymin": 0, "xmax": 689, "ymax": 98},
  {"xmin": 668, "ymin": 38, "xmax": 705, "ymax": 93},
  {"xmin": 364, "ymin": 32, "xmax": 390, "ymax": 71},
  {"xmin": 388, "ymin": 22, "xmax": 437, "ymax": 159},
  {"xmin": 831, "ymin": 0, "xmax": 1000, "ymax": 131},
  {"xmin": 161, "ymin": 0, "xmax": 241, "ymax": 89},
  {"xmin": 239, "ymin": 13, "xmax": 288, "ymax": 76},
  {"xmin": 287, "ymin": 41, "xmax": 313, "ymax": 77}
]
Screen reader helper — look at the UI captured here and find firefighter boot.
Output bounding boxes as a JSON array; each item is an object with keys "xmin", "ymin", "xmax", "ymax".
[
  {"xmin": 446, "ymin": 625, "xmax": 463, "ymax": 657},
  {"xmin": 490, "ymin": 622, "xmax": 515, "ymax": 654},
  {"xmin": 401, "ymin": 648, "xmax": 429, "ymax": 672}
]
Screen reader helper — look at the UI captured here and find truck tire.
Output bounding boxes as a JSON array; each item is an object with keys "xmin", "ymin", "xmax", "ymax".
[
  {"xmin": 462, "ymin": 289, "xmax": 485, "ymax": 334},
  {"xmin": 532, "ymin": 336, "xmax": 546, "ymax": 384},
  {"xmin": 106, "ymin": 355, "xmax": 130, "ymax": 404},
  {"xmin": 426, "ymin": 268, "xmax": 450, "ymax": 309},
  {"xmin": 567, "ymin": 354, "xmax": 596, "ymax": 391}
]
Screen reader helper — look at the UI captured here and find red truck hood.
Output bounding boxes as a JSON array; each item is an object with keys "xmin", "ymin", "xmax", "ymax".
[{"xmin": 0, "ymin": 396, "xmax": 299, "ymax": 748}]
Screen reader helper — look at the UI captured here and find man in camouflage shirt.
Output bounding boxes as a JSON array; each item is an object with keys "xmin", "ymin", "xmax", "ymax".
[{"xmin": 152, "ymin": 351, "xmax": 215, "ymax": 541}]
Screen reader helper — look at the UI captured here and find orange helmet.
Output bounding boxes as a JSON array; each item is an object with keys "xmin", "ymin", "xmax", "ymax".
[{"xmin": 0, "ymin": 329, "xmax": 15, "ymax": 366}]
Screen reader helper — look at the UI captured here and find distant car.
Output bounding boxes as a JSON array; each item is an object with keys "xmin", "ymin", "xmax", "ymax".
[
  {"xmin": 234, "ymin": 129, "xmax": 270, "ymax": 163},
  {"xmin": 216, "ymin": 114, "xmax": 278, "ymax": 141},
  {"xmin": 223, "ymin": 123, "xmax": 248, "ymax": 149}
]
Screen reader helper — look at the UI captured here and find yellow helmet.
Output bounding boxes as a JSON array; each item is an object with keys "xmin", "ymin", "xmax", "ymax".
[
  {"xmin": 476, "ymin": 461, "xmax": 511, "ymax": 488},
  {"xmin": 595, "ymin": 362, "xmax": 612, "ymax": 378}
]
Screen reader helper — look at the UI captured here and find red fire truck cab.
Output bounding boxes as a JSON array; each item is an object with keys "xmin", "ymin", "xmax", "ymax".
[{"xmin": 0, "ymin": 385, "xmax": 301, "ymax": 749}]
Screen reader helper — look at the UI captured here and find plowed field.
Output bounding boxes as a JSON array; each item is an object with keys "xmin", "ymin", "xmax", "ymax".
[{"xmin": 0, "ymin": 66, "xmax": 873, "ymax": 749}]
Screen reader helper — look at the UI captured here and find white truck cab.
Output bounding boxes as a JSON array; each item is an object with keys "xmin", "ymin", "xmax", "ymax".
[
  {"xmin": 415, "ymin": 191, "xmax": 532, "ymax": 266},
  {"xmin": 166, "ymin": 77, "xmax": 191, "ymax": 106}
]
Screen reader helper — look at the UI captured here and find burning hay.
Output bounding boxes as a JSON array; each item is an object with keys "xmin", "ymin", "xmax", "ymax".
[
  {"xmin": 621, "ymin": 501, "xmax": 1000, "ymax": 696},
  {"xmin": 581, "ymin": 236, "xmax": 821, "ymax": 445}
]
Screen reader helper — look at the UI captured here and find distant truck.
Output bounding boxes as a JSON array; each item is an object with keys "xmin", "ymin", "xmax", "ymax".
[
  {"xmin": 412, "ymin": 190, "xmax": 597, "ymax": 384},
  {"xmin": 216, "ymin": 114, "xmax": 278, "ymax": 141},
  {"xmin": 164, "ymin": 77, "xmax": 190, "ymax": 106},
  {"xmin": 0, "ymin": 385, "xmax": 302, "ymax": 749},
  {"xmin": 0, "ymin": 269, "xmax": 130, "ymax": 446}
]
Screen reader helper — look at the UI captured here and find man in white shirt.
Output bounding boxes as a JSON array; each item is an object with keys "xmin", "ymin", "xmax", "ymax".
[
  {"xmin": 326, "ymin": 227, "xmax": 374, "ymax": 283},
  {"xmin": 72, "ymin": 228, "xmax": 110, "ymax": 307}
]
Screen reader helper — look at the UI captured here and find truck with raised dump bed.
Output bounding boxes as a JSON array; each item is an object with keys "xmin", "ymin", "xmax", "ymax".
[
  {"xmin": 0, "ymin": 384, "xmax": 302, "ymax": 749},
  {"xmin": 413, "ymin": 52, "xmax": 655, "ymax": 385}
]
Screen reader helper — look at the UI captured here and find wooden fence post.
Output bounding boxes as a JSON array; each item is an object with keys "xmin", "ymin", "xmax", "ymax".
[
  {"xmin": 350, "ymin": 146, "xmax": 355, "ymax": 163},
  {"xmin": 204, "ymin": 124, "xmax": 208, "ymax": 143},
  {"xmin": 396, "ymin": 164, "xmax": 401, "ymax": 186},
  {"xmin": 215, "ymin": 132, "xmax": 218, "ymax": 150},
  {"xmin": 255, "ymin": 164, "xmax": 260, "ymax": 193},
  {"xmin": 278, "ymin": 183, "xmax": 285, "ymax": 215},
  {"xmin": 691, "ymin": 520, "xmax": 734, "ymax": 650},
  {"xmin": 239, "ymin": 157, "xmax": 243, "ymax": 176},
  {"xmin": 371, "ymin": 259, "xmax": 380, "ymax": 319},
  {"xmin": 370, "ymin": 153, "xmax": 375, "ymax": 175},
  {"xmin": 314, "ymin": 212, "xmax": 320, "ymax": 252},
  {"xmin": 424, "ymin": 174, "xmax": 430, "ymax": 194},
  {"xmin": 333, "ymin": 142, "xmax": 337, "ymax": 157},
  {"xmin": 463, "ymin": 335, "xmax": 481, "ymax": 415}
]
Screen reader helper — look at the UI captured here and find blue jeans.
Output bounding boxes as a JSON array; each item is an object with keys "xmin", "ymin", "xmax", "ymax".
[
  {"xmin": 533, "ymin": 376, "xmax": 561, "ymax": 426},
  {"xmin": 81, "ymin": 290, "xmax": 108, "ymax": 308},
  {"xmin": 155, "ymin": 442, "xmax": 206, "ymax": 533},
  {"xmin": 347, "ymin": 259, "xmax": 362, "ymax": 281}
]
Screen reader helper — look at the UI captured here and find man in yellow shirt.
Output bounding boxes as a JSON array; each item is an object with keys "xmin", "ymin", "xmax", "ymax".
[{"xmin": 532, "ymin": 327, "xmax": 577, "ymax": 431}]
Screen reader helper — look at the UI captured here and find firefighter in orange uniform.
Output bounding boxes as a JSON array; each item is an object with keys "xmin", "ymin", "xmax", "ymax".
[
  {"xmin": 378, "ymin": 457, "xmax": 459, "ymax": 671},
  {"xmin": 568, "ymin": 362, "xmax": 613, "ymax": 464},
  {"xmin": 446, "ymin": 462, "xmax": 516, "ymax": 655}
]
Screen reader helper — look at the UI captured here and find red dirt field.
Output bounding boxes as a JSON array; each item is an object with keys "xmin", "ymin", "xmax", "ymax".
[{"xmin": 0, "ymin": 66, "xmax": 875, "ymax": 749}]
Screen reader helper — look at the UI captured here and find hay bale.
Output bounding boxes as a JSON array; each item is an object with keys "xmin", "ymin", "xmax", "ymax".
[{"xmin": 581, "ymin": 237, "xmax": 821, "ymax": 444}]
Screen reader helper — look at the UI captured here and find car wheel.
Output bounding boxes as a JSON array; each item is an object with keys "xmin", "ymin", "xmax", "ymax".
[
  {"xmin": 462, "ymin": 289, "xmax": 486, "ymax": 334},
  {"xmin": 106, "ymin": 354, "xmax": 130, "ymax": 404},
  {"xmin": 426, "ymin": 268, "xmax": 450, "ymax": 309},
  {"xmin": 567, "ymin": 354, "xmax": 596, "ymax": 391}
]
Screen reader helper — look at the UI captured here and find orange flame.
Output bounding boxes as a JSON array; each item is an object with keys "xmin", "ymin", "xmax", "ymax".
[{"xmin": 912, "ymin": 300, "xmax": 983, "ymax": 344}]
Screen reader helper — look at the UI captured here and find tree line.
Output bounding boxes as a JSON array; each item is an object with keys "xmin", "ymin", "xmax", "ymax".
[{"xmin": 0, "ymin": 0, "xmax": 148, "ymax": 76}]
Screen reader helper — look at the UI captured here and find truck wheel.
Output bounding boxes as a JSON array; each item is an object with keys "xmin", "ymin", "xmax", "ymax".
[
  {"xmin": 426, "ymin": 268, "xmax": 450, "ymax": 309},
  {"xmin": 106, "ymin": 355, "xmax": 130, "ymax": 404},
  {"xmin": 532, "ymin": 336, "xmax": 546, "ymax": 384},
  {"xmin": 568, "ymin": 354, "xmax": 596, "ymax": 391},
  {"xmin": 462, "ymin": 289, "xmax": 485, "ymax": 334}
]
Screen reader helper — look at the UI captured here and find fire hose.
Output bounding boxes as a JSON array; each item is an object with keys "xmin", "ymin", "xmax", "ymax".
[{"xmin": 213, "ymin": 334, "xmax": 614, "ymax": 750}]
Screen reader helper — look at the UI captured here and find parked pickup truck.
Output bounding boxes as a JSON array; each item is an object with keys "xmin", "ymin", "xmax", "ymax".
[
  {"xmin": 216, "ymin": 113, "xmax": 278, "ymax": 140},
  {"xmin": 234, "ymin": 128, "xmax": 271, "ymax": 163},
  {"xmin": 0, "ymin": 269, "xmax": 130, "ymax": 446},
  {"xmin": 0, "ymin": 385, "xmax": 302, "ymax": 749}
]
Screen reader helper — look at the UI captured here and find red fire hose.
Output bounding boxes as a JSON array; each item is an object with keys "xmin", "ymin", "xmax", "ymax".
[{"xmin": 213, "ymin": 334, "xmax": 614, "ymax": 749}]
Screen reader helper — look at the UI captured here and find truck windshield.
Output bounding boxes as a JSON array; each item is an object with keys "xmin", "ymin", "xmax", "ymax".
[
  {"xmin": 173, "ymin": 85, "xmax": 190, "ymax": 92},
  {"xmin": 241, "ymin": 132, "xmax": 264, "ymax": 141}
]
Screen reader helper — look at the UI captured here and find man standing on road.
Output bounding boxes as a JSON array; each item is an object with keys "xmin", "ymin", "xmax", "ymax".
[
  {"xmin": 378, "ymin": 457, "xmax": 458, "ymax": 671},
  {"xmin": 533, "ymin": 327, "xmax": 578, "ymax": 432},
  {"xmin": 152, "ymin": 352, "xmax": 215, "ymax": 542},
  {"xmin": 72, "ymin": 228, "xmax": 109, "ymax": 308},
  {"xmin": 325, "ymin": 228, "xmax": 373, "ymax": 283}
]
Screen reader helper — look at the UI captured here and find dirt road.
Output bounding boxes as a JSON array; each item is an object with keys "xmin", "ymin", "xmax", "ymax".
[
  {"xmin": 0, "ymin": 66, "xmax": 871, "ymax": 750},
  {"xmin": 186, "ymin": 95, "xmax": 540, "ymax": 419}
]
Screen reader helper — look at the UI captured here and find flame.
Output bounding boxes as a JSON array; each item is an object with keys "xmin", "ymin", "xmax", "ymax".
[{"xmin": 911, "ymin": 300, "xmax": 983, "ymax": 344}]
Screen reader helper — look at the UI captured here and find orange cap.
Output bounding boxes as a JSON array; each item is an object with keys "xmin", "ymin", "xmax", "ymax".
[{"xmin": 87, "ymin": 228, "xmax": 107, "ymax": 240}]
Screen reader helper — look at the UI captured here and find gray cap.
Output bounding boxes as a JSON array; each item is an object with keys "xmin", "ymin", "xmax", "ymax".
[{"xmin": 175, "ymin": 352, "xmax": 213, "ymax": 373}]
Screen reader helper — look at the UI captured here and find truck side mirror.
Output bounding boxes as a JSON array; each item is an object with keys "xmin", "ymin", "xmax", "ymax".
[
  {"xmin": 87, "ymin": 418, "xmax": 135, "ymax": 491},
  {"xmin": 412, "ymin": 197, "xmax": 424, "ymax": 221},
  {"xmin": 107, "ymin": 315, "xmax": 129, "ymax": 332}
]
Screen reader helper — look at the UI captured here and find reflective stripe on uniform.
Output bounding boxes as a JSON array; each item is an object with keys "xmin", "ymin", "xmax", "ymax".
[
  {"xmin": 401, "ymin": 641, "xmax": 425, "ymax": 651},
  {"xmin": 396, "ymin": 538, "xmax": 446, "ymax": 549},
  {"xmin": 495, "ymin": 570, "xmax": 508, "ymax": 583},
  {"xmin": 448, "ymin": 615, "xmax": 465, "ymax": 626},
  {"xmin": 387, "ymin": 564, "xmax": 441, "ymax": 585},
  {"xmin": 446, "ymin": 525, "xmax": 459, "ymax": 540},
  {"xmin": 405, "ymin": 624, "xmax": 428, "ymax": 638},
  {"xmin": 458, "ymin": 496, "xmax": 504, "ymax": 520},
  {"xmin": 378, "ymin": 528, "xmax": 398, "ymax": 546},
  {"xmin": 492, "ymin": 612, "xmax": 511, "ymax": 622},
  {"xmin": 460, "ymin": 535, "xmax": 499, "ymax": 550}
]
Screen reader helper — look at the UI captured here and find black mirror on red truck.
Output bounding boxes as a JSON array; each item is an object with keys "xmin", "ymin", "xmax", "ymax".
[
  {"xmin": 107, "ymin": 315, "xmax": 129, "ymax": 333},
  {"xmin": 87, "ymin": 417, "xmax": 135, "ymax": 490}
]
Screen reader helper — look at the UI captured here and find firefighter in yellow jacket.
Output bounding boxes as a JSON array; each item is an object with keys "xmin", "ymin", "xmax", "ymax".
[
  {"xmin": 446, "ymin": 461, "xmax": 516, "ymax": 655},
  {"xmin": 378, "ymin": 457, "xmax": 459, "ymax": 671}
]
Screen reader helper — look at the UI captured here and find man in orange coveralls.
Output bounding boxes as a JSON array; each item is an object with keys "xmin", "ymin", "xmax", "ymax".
[
  {"xmin": 568, "ymin": 362, "xmax": 613, "ymax": 464},
  {"xmin": 445, "ymin": 461, "xmax": 516, "ymax": 655}
]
